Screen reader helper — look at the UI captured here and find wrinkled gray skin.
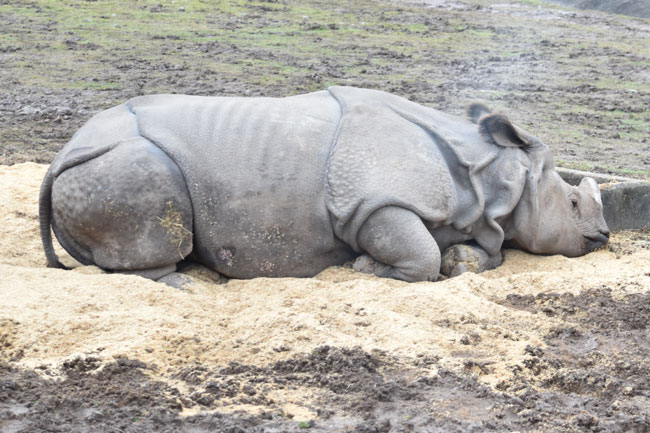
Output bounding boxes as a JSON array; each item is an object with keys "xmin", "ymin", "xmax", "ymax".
[{"xmin": 40, "ymin": 87, "xmax": 609, "ymax": 283}]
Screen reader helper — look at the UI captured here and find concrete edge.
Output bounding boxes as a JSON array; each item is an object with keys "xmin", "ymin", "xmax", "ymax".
[
  {"xmin": 556, "ymin": 168, "xmax": 650, "ymax": 231},
  {"xmin": 556, "ymin": 167, "xmax": 641, "ymax": 185}
]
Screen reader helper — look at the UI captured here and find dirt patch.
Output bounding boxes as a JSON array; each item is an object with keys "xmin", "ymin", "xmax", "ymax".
[
  {"xmin": 2, "ymin": 163, "xmax": 650, "ymax": 431},
  {"xmin": 2, "ymin": 1, "xmax": 650, "ymax": 428},
  {"xmin": 2, "ymin": 345, "xmax": 649, "ymax": 431},
  {"xmin": 543, "ymin": 0, "xmax": 650, "ymax": 19},
  {"xmin": 498, "ymin": 288, "xmax": 650, "ymax": 431},
  {"xmin": 1, "ymin": 0, "xmax": 649, "ymax": 178}
]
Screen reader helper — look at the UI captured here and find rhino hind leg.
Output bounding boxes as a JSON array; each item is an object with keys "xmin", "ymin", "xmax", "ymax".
[
  {"xmin": 51, "ymin": 137, "xmax": 193, "ymax": 278},
  {"xmin": 355, "ymin": 206, "xmax": 441, "ymax": 282},
  {"xmin": 440, "ymin": 243, "xmax": 503, "ymax": 278}
]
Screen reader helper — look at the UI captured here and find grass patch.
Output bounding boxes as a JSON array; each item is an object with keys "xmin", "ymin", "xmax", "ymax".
[
  {"xmin": 71, "ymin": 81, "xmax": 122, "ymax": 91},
  {"xmin": 594, "ymin": 78, "xmax": 650, "ymax": 92},
  {"xmin": 612, "ymin": 167, "xmax": 649, "ymax": 177},
  {"xmin": 1, "ymin": 0, "xmax": 648, "ymax": 178},
  {"xmin": 557, "ymin": 160, "xmax": 649, "ymax": 178},
  {"xmin": 556, "ymin": 159, "xmax": 593, "ymax": 172}
]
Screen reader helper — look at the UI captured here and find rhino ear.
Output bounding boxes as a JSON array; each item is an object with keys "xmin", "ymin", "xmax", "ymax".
[
  {"xmin": 466, "ymin": 102, "xmax": 491, "ymax": 124},
  {"xmin": 478, "ymin": 113, "xmax": 537, "ymax": 149}
]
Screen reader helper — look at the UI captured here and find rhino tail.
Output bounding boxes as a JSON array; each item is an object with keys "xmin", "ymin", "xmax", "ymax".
[
  {"xmin": 39, "ymin": 142, "xmax": 122, "ymax": 269},
  {"xmin": 39, "ymin": 165, "xmax": 67, "ymax": 269}
]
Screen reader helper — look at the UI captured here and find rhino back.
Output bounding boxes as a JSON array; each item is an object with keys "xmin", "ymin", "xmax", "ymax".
[{"xmin": 127, "ymin": 91, "xmax": 353, "ymax": 278}]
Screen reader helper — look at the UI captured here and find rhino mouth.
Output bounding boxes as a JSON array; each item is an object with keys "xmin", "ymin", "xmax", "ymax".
[{"xmin": 584, "ymin": 232, "xmax": 609, "ymax": 252}]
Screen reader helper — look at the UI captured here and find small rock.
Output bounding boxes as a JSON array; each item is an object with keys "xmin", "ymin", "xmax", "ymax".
[{"xmin": 242, "ymin": 384, "xmax": 257, "ymax": 396}]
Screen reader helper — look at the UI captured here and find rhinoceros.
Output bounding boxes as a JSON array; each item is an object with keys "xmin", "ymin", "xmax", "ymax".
[{"xmin": 39, "ymin": 86, "xmax": 609, "ymax": 283}]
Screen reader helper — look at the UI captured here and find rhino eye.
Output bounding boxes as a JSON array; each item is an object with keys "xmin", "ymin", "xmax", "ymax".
[{"xmin": 570, "ymin": 198, "xmax": 578, "ymax": 209}]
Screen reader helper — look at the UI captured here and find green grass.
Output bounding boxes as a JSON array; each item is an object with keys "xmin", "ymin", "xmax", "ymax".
[
  {"xmin": 71, "ymin": 81, "xmax": 122, "ymax": 91},
  {"xmin": 613, "ymin": 167, "xmax": 649, "ymax": 177},
  {"xmin": 621, "ymin": 117, "xmax": 650, "ymax": 129},
  {"xmin": 594, "ymin": 78, "xmax": 650, "ymax": 92},
  {"xmin": 557, "ymin": 159, "xmax": 649, "ymax": 178},
  {"xmin": 1, "ymin": 0, "xmax": 648, "ymax": 176},
  {"xmin": 556, "ymin": 159, "xmax": 594, "ymax": 172},
  {"xmin": 0, "ymin": 0, "xmax": 504, "ymax": 95}
]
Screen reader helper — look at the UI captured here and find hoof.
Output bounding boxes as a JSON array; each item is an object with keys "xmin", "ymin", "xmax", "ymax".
[
  {"xmin": 441, "ymin": 244, "xmax": 502, "ymax": 277},
  {"xmin": 352, "ymin": 254, "xmax": 392, "ymax": 278},
  {"xmin": 441, "ymin": 244, "xmax": 482, "ymax": 277},
  {"xmin": 157, "ymin": 272, "xmax": 193, "ymax": 290}
]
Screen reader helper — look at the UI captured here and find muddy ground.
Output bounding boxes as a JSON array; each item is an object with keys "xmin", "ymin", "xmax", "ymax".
[
  {"xmin": 1, "ymin": 160, "xmax": 650, "ymax": 432},
  {"xmin": 1, "ymin": 0, "xmax": 649, "ymax": 177},
  {"xmin": 544, "ymin": 0, "xmax": 650, "ymax": 19},
  {"xmin": 1, "ymin": 0, "xmax": 650, "ymax": 432}
]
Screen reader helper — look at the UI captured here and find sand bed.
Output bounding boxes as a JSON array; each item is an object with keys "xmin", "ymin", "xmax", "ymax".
[{"xmin": 2, "ymin": 163, "xmax": 650, "ymax": 431}]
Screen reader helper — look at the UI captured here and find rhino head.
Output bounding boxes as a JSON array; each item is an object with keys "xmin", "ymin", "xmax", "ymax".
[
  {"xmin": 470, "ymin": 103, "xmax": 610, "ymax": 257},
  {"xmin": 511, "ymin": 168, "xmax": 610, "ymax": 257}
]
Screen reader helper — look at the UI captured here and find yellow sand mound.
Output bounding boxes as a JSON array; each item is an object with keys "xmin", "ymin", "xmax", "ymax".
[{"xmin": 1, "ymin": 162, "xmax": 649, "ymax": 399}]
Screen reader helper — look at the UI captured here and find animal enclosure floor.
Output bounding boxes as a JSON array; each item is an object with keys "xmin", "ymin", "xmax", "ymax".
[
  {"xmin": 1, "ymin": 163, "xmax": 650, "ymax": 432},
  {"xmin": 1, "ymin": 0, "xmax": 649, "ymax": 179}
]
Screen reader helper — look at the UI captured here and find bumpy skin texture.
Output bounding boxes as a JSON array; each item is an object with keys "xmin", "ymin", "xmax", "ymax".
[
  {"xmin": 51, "ymin": 139, "xmax": 193, "ymax": 271},
  {"xmin": 40, "ymin": 87, "xmax": 609, "ymax": 282}
]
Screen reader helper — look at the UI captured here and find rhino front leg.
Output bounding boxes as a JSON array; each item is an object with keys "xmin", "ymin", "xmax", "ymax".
[
  {"xmin": 353, "ymin": 206, "xmax": 441, "ymax": 282},
  {"xmin": 440, "ymin": 243, "xmax": 503, "ymax": 278}
]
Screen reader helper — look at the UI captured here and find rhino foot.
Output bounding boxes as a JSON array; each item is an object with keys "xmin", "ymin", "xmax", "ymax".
[
  {"xmin": 157, "ymin": 272, "xmax": 194, "ymax": 290},
  {"xmin": 441, "ymin": 244, "xmax": 502, "ymax": 278},
  {"xmin": 122, "ymin": 264, "xmax": 177, "ymax": 281},
  {"xmin": 352, "ymin": 254, "xmax": 393, "ymax": 278},
  {"xmin": 178, "ymin": 262, "xmax": 229, "ymax": 285},
  {"xmin": 122, "ymin": 265, "xmax": 192, "ymax": 289}
]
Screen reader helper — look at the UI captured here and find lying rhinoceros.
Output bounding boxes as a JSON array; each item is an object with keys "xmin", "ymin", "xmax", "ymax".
[{"xmin": 40, "ymin": 86, "xmax": 609, "ymax": 282}]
